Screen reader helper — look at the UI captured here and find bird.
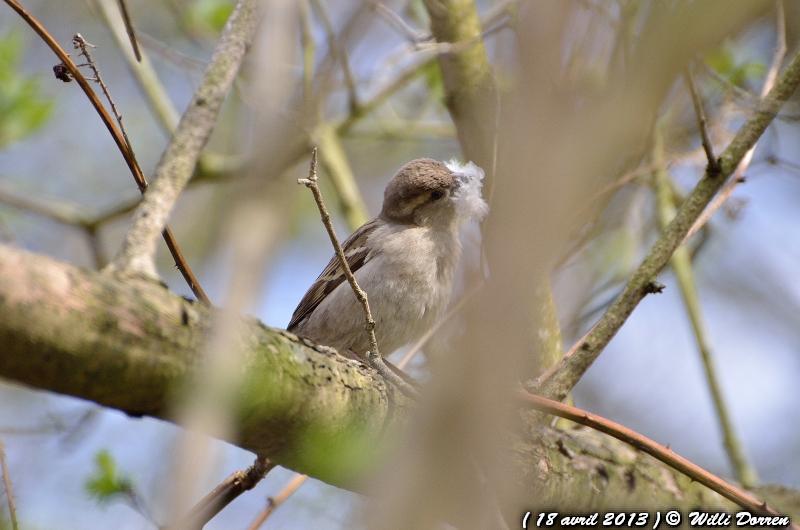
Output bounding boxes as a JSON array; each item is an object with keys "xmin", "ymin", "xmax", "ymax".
[{"xmin": 288, "ymin": 158, "xmax": 488, "ymax": 362}]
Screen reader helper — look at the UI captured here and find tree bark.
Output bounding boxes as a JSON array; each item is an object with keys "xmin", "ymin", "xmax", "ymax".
[{"xmin": 0, "ymin": 243, "xmax": 797, "ymax": 519}]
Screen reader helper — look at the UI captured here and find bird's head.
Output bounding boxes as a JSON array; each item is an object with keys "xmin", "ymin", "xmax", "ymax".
[{"xmin": 380, "ymin": 158, "xmax": 488, "ymax": 228}]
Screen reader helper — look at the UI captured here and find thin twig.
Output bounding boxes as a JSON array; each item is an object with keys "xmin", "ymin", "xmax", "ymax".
[
  {"xmin": 115, "ymin": 0, "xmax": 141, "ymax": 61},
  {"xmin": 93, "ymin": 0, "xmax": 235, "ymax": 182},
  {"xmin": 652, "ymin": 127, "xmax": 757, "ymax": 488},
  {"xmin": 73, "ymin": 33, "xmax": 136, "ymax": 160},
  {"xmin": 310, "ymin": 0, "xmax": 360, "ymax": 113},
  {"xmin": 0, "ymin": 441, "xmax": 19, "ymax": 530},
  {"xmin": 298, "ymin": 148, "xmax": 417, "ymax": 397},
  {"xmin": 685, "ymin": 66, "xmax": 721, "ymax": 174},
  {"xmin": 171, "ymin": 455, "xmax": 274, "ymax": 530},
  {"xmin": 539, "ymin": 49, "xmax": 800, "ymax": 401},
  {"xmin": 3, "ymin": 0, "xmax": 210, "ymax": 303},
  {"xmin": 518, "ymin": 391, "xmax": 795, "ymax": 526},
  {"xmin": 245, "ymin": 473, "xmax": 307, "ymax": 530},
  {"xmin": 336, "ymin": 56, "xmax": 436, "ymax": 134},
  {"xmin": 370, "ymin": 2, "xmax": 427, "ymax": 44},
  {"xmin": 685, "ymin": 0, "xmax": 787, "ymax": 242}
]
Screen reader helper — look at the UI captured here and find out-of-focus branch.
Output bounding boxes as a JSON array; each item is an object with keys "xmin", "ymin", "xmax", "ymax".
[
  {"xmin": 107, "ymin": 0, "xmax": 262, "ymax": 278},
  {"xmin": 685, "ymin": 67, "xmax": 721, "ymax": 174},
  {"xmin": 1, "ymin": 243, "xmax": 800, "ymax": 515},
  {"xmin": 94, "ymin": 0, "xmax": 179, "ymax": 133},
  {"xmin": 115, "ymin": 0, "xmax": 141, "ymax": 61},
  {"xmin": 315, "ymin": 124, "xmax": 369, "ymax": 228},
  {"xmin": 422, "ymin": 0, "xmax": 496, "ymax": 170},
  {"xmin": 652, "ymin": 128, "xmax": 757, "ymax": 488},
  {"xmin": 246, "ymin": 473, "xmax": 308, "ymax": 530},
  {"xmin": 3, "ymin": 0, "xmax": 209, "ymax": 302},
  {"xmin": 170, "ymin": 456, "xmax": 274, "ymax": 530},
  {"xmin": 93, "ymin": 0, "xmax": 241, "ymax": 182},
  {"xmin": 370, "ymin": 1, "xmax": 427, "ymax": 44},
  {"xmin": 310, "ymin": 0, "xmax": 359, "ymax": 113},
  {"xmin": 300, "ymin": 0, "xmax": 315, "ymax": 100},
  {"xmin": 685, "ymin": 0, "xmax": 787, "ymax": 242},
  {"xmin": 335, "ymin": 56, "xmax": 435, "ymax": 135},
  {"xmin": 0, "ymin": 441, "xmax": 19, "ymax": 530},
  {"xmin": 539, "ymin": 48, "xmax": 800, "ymax": 401}
]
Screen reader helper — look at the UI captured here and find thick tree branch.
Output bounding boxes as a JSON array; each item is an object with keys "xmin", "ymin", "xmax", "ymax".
[
  {"xmin": 539, "ymin": 49, "xmax": 800, "ymax": 401},
  {"xmin": 0, "ymin": 243, "xmax": 396, "ymax": 486},
  {"xmin": 1, "ymin": 243, "xmax": 800, "ymax": 518},
  {"xmin": 107, "ymin": 0, "xmax": 262, "ymax": 278}
]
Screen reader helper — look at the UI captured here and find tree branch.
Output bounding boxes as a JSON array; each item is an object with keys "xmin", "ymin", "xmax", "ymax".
[
  {"xmin": 652, "ymin": 128, "xmax": 757, "ymax": 488},
  {"xmin": 539, "ymin": 48, "xmax": 800, "ymax": 401},
  {"xmin": 0, "ymin": 243, "xmax": 397, "ymax": 486},
  {"xmin": 684, "ymin": 0, "xmax": 787, "ymax": 242},
  {"xmin": 106, "ymin": 0, "xmax": 262, "ymax": 278},
  {"xmin": 3, "ymin": 0, "xmax": 209, "ymax": 303},
  {"xmin": 171, "ymin": 456, "xmax": 274, "ymax": 530},
  {"xmin": 1, "ymin": 243, "xmax": 799, "ymax": 517},
  {"xmin": 518, "ymin": 391, "xmax": 794, "ymax": 526}
]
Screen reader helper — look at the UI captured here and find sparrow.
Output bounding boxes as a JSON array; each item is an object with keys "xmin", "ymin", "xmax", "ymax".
[{"xmin": 288, "ymin": 158, "xmax": 488, "ymax": 360}]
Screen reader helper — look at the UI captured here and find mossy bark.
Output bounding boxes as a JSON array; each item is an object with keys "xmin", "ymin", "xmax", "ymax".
[{"xmin": 0, "ymin": 243, "xmax": 798, "ymax": 519}]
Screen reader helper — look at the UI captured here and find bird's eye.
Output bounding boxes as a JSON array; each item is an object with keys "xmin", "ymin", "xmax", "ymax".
[{"xmin": 430, "ymin": 190, "xmax": 445, "ymax": 201}]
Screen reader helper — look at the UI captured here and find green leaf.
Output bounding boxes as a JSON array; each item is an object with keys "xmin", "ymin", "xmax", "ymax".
[
  {"xmin": 706, "ymin": 43, "xmax": 766, "ymax": 89},
  {"xmin": 187, "ymin": 0, "xmax": 235, "ymax": 35},
  {"xmin": 85, "ymin": 450, "xmax": 134, "ymax": 502}
]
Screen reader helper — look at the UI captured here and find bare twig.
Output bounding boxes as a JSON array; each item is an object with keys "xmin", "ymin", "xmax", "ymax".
[
  {"xmin": 170, "ymin": 455, "xmax": 274, "ymax": 530},
  {"xmin": 94, "ymin": 0, "xmax": 179, "ymax": 133},
  {"xmin": 336, "ymin": 56, "xmax": 436, "ymax": 134},
  {"xmin": 93, "ymin": 0, "xmax": 236, "ymax": 182},
  {"xmin": 3, "ymin": 0, "xmax": 209, "ymax": 303},
  {"xmin": 685, "ymin": 0, "xmax": 787, "ymax": 242},
  {"xmin": 115, "ymin": 0, "xmax": 141, "ymax": 61},
  {"xmin": 107, "ymin": 0, "xmax": 261, "ymax": 281},
  {"xmin": 370, "ymin": 2, "xmax": 427, "ymax": 43},
  {"xmin": 685, "ymin": 66, "xmax": 721, "ymax": 174},
  {"xmin": 298, "ymin": 148, "xmax": 417, "ymax": 397},
  {"xmin": 0, "ymin": 441, "xmax": 19, "ymax": 530},
  {"xmin": 539, "ymin": 48, "xmax": 800, "ymax": 401},
  {"xmin": 652, "ymin": 128, "xmax": 757, "ymax": 488},
  {"xmin": 73, "ymin": 33, "xmax": 136, "ymax": 160},
  {"xmin": 310, "ymin": 0, "xmax": 359, "ymax": 113},
  {"xmin": 246, "ymin": 473, "xmax": 307, "ymax": 530},
  {"xmin": 518, "ymin": 391, "xmax": 795, "ymax": 526}
]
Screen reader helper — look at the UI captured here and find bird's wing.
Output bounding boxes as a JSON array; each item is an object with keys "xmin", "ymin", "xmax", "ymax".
[{"xmin": 288, "ymin": 219, "xmax": 380, "ymax": 331}]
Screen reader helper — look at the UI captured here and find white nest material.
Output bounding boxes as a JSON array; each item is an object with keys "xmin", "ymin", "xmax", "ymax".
[{"xmin": 445, "ymin": 159, "xmax": 489, "ymax": 221}]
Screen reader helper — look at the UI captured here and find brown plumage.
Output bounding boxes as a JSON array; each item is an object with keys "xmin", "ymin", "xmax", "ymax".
[{"xmin": 288, "ymin": 158, "xmax": 486, "ymax": 359}]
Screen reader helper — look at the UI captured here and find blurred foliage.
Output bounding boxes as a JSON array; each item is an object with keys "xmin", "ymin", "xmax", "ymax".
[
  {"xmin": 186, "ymin": 0, "xmax": 235, "ymax": 35},
  {"xmin": 0, "ymin": 32, "xmax": 54, "ymax": 149},
  {"xmin": 84, "ymin": 450, "xmax": 134, "ymax": 502},
  {"xmin": 706, "ymin": 44, "xmax": 766, "ymax": 89},
  {"xmin": 421, "ymin": 60, "xmax": 445, "ymax": 103}
]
